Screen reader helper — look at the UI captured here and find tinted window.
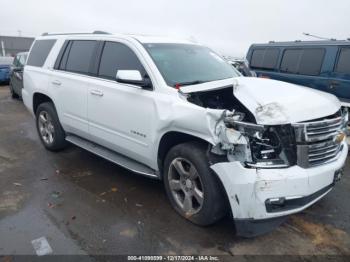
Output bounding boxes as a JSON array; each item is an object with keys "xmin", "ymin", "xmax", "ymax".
[
  {"xmin": 298, "ymin": 49, "xmax": 325, "ymax": 76},
  {"xmin": 13, "ymin": 56, "xmax": 20, "ymax": 67},
  {"xmin": 250, "ymin": 49, "xmax": 265, "ymax": 68},
  {"xmin": 65, "ymin": 40, "xmax": 97, "ymax": 74},
  {"xmin": 27, "ymin": 40, "xmax": 56, "ymax": 67},
  {"xmin": 262, "ymin": 49, "xmax": 279, "ymax": 69},
  {"xmin": 280, "ymin": 49, "xmax": 301, "ymax": 74},
  {"xmin": 250, "ymin": 48, "xmax": 279, "ymax": 70},
  {"xmin": 336, "ymin": 48, "xmax": 350, "ymax": 75},
  {"xmin": 98, "ymin": 42, "xmax": 145, "ymax": 80}
]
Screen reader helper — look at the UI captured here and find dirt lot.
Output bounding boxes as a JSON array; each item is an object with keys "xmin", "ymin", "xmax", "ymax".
[{"xmin": 0, "ymin": 85, "xmax": 350, "ymax": 258}]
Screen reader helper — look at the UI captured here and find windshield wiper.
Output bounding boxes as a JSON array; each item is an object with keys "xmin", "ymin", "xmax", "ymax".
[{"xmin": 174, "ymin": 80, "xmax": 206, "ymax": 87}]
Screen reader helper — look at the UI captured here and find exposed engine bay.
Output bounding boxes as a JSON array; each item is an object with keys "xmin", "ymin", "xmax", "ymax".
[{"xmin": 185, "ymin": 86, "xmax": 298, "ymax": 168}]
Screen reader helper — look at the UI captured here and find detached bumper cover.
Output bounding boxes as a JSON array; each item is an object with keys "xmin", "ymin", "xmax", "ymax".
[{"xmin": 211, "ymin": 141, "xmax": 347, "ymax": 236}]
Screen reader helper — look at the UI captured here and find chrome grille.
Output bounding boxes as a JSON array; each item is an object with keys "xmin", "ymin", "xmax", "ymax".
[{"xmin": 293, "ymin": 110, "xmax": 347, "ymax": 168}]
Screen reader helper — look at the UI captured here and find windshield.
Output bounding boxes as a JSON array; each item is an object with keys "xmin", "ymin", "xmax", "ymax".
[{"xmin": 143, "ymin": 43, "xmax": 240, "ymax": 87}]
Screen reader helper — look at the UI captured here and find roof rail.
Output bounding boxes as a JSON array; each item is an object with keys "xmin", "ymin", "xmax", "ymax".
[{"xmin": 41, "ymin": 31, "xmax": 110, "ymax": 36}]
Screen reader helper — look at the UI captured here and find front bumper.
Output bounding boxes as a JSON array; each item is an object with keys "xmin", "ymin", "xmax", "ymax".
[{"xmin": 211, "ymin": 140, "xmax": 348, "ymax": 236}]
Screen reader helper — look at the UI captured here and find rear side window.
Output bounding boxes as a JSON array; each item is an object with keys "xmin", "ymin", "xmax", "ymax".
[
  {"xmin": 280, "ymin": 49, "xmax": 301, "ymax": 74},
  {"xmin": 27, "ymin": 40, "xmax": 56, "ymax": 67},
  {"xmin": 298, "ymin": 49, "xmax": 325, "ymax": 75},
  {"xmin": 98, "ymin": 42, "xmax": 145, "ymax": 80},
  {"xmin": 280, "ymin": 48, "xmax": 325, "ymax": 76},
  {"xmin": 335, "ymin": 48, "xmax": 350, "ymax": 75},
  {"xmin": 64, "ymin": 40, "xmax": 97, "ymax": 74},
  {"xmin": 250, "ymin": 48, "xmax": 279, "ymax": 70},
  {"xmin": 250, "ymin": 49, "xmax": 265, "ymax": 68}
]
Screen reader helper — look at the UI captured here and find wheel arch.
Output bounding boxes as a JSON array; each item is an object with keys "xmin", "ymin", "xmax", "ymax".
[
  {"xmin": 33, "ymin": 92, "xmax": 54, "ymax": 114},
  {"xmin": 157, "ymin": 131, "xmax": 214, "ymax": 176}
]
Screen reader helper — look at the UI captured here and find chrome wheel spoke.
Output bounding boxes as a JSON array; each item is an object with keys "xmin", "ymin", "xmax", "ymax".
[
  {"xmin": 193, "ymin": 187, "xmax": 204, "ymax": 206},
  {"xmin": 173, "ymin": 159, "xmax": 188, "ymax": 176},
  {"xmin": 39, "ymin": 114, "xmax": 47, "ymax": 124},
  {"xmin": 169, "ymin": 179, "xmax": 182, "ymax": 191},
  {"xmin": 188, "ymin": 165, "xmax": 198, "ymax": 179},
  {"xmin": 38, "ymin": 111, "xmax": 55, "ymax": 145},
  {"xmin": 48, "ymin": 132, "xmax": 54, "ymax": 143},
  {"xmin": 182, "ymin": 194, "xmax": 193, "ymax": 213}
]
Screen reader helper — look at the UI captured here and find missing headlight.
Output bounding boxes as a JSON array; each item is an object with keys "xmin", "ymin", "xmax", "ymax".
[{"xmin": 224, "ymin": 118, "xmax": 297, "ymax": 168}]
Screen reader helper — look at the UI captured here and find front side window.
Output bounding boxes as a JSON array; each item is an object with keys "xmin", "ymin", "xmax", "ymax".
[
  {"xmin": 143, "ymin": 43, "xmax": 238, "ymax": 87},
  {"xmin": 298, "ymin": 49, "xmax": 325, "ymax": 76},
  {"xmin": 64, "ymin": 40, "xmax": 97, "ymax": 74},
  {"xmin": 98, "ymin": 42, "xmax": 145, "ymax": 80},
  {"xmin": 19, "ymin": 54, "xmax": 28, "ymax": 66},
  {"xmin": 13, "ymin": 56, "xmax": 20, "ymax": 67},
  {"xmin": 27, "ymin": 39, "xmax": 56, "ymax": 67},
  {"xmin": 335, "ymin": 48, "xmax": 350, "ymax": 75}
]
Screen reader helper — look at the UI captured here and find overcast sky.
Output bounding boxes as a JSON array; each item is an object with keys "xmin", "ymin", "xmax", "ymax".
[{"xmin": 1, "ymin": 0, "xmax": 349, "ymax": 56}]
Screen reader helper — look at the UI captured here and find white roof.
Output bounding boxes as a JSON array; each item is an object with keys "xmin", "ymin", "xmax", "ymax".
[{"xmin": 38, "ymin": 32, "xmax": 196, "ymax": 45}]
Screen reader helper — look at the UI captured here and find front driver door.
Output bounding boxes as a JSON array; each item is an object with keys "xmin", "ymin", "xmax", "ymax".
[{"xmin": 87, "ymin": 41, "xmax": 157, "ymax": 167}]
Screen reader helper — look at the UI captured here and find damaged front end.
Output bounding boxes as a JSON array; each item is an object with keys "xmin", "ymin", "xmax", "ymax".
[
  {"xmin": 216, "ymin": 112, "xmax": 297, "ymax": 169},
  {"xmin": 179, "ymin": 79, "xmax": 348, "ymax": 237}
]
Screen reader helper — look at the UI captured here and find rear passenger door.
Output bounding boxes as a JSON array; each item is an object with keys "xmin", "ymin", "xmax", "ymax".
[
  {"xmin": 331, "ymin": 47, "xmax": 350, "ymax": 105},
  {"xmin": 51, "ymin": 40, "xmax": 98, "ymax": 138},
  {"xmin": 87, "ymin": 41, "xmax": 155, "ymax": 165}
]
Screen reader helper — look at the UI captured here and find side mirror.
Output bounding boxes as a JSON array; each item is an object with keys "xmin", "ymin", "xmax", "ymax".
[{"xmin": 116, "ymin": 70, "xmax": 152, "ymax": 89}]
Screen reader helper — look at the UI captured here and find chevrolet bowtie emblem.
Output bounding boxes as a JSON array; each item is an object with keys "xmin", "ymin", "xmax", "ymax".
[{"xmin": 335, "ymin": 132, "xmax": 346, "ymax": 144}]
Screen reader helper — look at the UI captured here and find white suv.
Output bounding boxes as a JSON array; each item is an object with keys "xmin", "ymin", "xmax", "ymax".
[{"xmin": 23, "ymin": 32, "xmax": 348, "ymax": 237}]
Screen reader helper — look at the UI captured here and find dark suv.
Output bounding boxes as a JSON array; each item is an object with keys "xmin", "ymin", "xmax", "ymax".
[
  {"xmin": 9, "ymin": 52, "xmax": 28, "ymax": 98},
  {"xmin": 247, "ymin": 40, "xmax": 350, "ymax": 108}
]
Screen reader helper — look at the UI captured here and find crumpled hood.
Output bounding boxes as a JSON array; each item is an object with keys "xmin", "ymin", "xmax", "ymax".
[{"xmin": 180, "ymin": 77, "xmax": 341, "ymax": 125}]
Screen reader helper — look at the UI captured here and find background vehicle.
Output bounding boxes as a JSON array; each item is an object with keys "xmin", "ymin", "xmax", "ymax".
[
  {"xmin": 0, "ymin": 56, "xmax": 14, "ymax": 84},
  {"xmin": 23, "ymin": 33, "xmax": 348, "ymax": 237},
  {"xmin": 226, "ymin": 57, "xmax": 256, "ymax": 77},
  {"xmin": 9, "ymin": 52, "xmax": 28, "ymax": 98},
  {"xmin": 246, "ymin": 40, "xmax": 350, "ymax": 108}
]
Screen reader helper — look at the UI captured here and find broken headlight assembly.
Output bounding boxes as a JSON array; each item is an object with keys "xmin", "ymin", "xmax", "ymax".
[{"xmin": 224, "ymin": 117, "xmax": 296, "ymax": 168}]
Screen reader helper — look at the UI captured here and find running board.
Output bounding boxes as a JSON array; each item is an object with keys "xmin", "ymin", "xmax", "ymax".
[{"xmin": 66, "ymin": 135, "xmax": 159, "ymax": 179}]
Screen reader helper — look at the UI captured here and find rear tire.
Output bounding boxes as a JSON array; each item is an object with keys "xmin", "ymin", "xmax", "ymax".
[
  {"xmin": 9, "ymin": 83, "xmax": 19, "ymax": 99},
  {"xmin": 35, "ymin": 102, "xmax": 67, "ymax": 151},
  {"xmin": 163, "ymin": 142, "xmax": 227, "ymax": 226}
]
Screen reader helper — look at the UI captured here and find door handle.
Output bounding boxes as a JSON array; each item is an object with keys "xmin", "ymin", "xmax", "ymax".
[
  {"xmin": 52, "ymin": 80, "xmax": 62, "ymax": 86},
  {"xmin": 90, "ymin": 90, "xmax": 104, "ymax": 97},
  {"xmin": 329, "ymin": 81, "xmax": 340, "ymax": 89}
]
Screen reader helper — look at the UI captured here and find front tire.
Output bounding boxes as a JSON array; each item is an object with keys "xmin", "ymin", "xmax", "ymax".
[
  {"xmin": 35, "ymin": 102, "xmax": 67, "ymax": 151},
  {"xmin": 163, "ymin": 142, "xmax": 227, "ymax": 226}
]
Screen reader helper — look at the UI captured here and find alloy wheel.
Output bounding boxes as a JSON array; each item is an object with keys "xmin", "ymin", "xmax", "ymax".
[
  {"xmin": 38, "ymin": 111, "xmax": 55, "ymax": 145},
  {"xmin": 168, "ymin": 158, "xmax": 204, "ymax": 215}
]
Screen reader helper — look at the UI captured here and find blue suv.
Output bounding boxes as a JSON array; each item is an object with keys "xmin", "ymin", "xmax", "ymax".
[
  {"xmin": 0, "ymin": 57, "xmax": 14, "ymax": 84},
  {"xmin": 246, "ymin": 41, "xmax": 350, "ymax": 108}
]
